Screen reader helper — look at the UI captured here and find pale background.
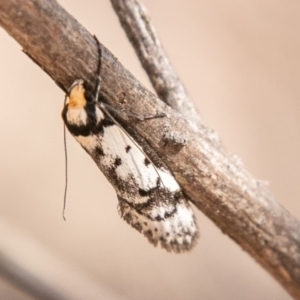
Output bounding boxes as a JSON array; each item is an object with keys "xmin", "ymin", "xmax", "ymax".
[{"xmin": 0, "ymin": 0, "xmax": 299, "ymax": 299}]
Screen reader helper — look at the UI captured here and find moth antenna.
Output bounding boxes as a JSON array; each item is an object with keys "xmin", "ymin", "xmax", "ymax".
[
  {"xmin": 62, "ymin": 37, "xmax": 102, "ymax": 221},
  {"xmin": 93, "ymin": 35, "xmax": 102, "ymax": 102},
  {"xmin": 63, "ymin": 93, "xmax": 68, "ymax": 221}
]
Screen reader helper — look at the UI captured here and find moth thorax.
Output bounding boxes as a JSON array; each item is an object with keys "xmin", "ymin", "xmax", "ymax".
[{"xmin": 68, "ymin": 82, "xmax": 87, "ymax": 109}]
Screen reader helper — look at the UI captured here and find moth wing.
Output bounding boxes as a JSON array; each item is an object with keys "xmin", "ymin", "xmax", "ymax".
[{"xmin": 98, "ymin": 124, "xmax": 198, "ymax": 252}]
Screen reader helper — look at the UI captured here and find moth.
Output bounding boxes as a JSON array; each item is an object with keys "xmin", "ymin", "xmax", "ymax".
[{"xmin": 62, "ymin": 46, "xmax": 198, "ymax": 253}]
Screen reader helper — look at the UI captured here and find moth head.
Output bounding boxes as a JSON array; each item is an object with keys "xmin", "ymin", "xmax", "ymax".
[{"xmin": 68, "ymin": 79, "xmax": 87, "ymax": 108}]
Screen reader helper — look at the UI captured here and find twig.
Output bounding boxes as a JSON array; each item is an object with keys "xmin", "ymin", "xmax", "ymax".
[
  {"xmin": 0, "ymin": 0, "xmax": 300, "ymax": 298},
  {"xmin": 110, "ymin": 1, "xmax": 200, "ymax": 126},
  {"xmin": 110, "ymin": 0, "xmax": 222, "ymax": 148}
]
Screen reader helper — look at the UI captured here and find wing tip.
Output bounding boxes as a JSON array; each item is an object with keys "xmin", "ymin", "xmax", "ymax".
[
  {"xmin": 119, "ymin": 200, "xmax": 199, "ymax": 253},
  {"xmin": 150, "ymin": 229, "xmax": 200, "ymax": 254}
]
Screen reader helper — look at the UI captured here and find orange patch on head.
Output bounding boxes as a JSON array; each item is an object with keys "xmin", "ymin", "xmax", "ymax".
[{"xmin": 68, "ymin": 81, "xmax": 87, "ymax": 108}]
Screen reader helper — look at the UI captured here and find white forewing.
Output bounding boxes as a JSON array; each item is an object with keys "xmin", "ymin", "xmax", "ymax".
[{"xmin": 101, "ymin": 124, "xmax": 161, "ymax": 192}]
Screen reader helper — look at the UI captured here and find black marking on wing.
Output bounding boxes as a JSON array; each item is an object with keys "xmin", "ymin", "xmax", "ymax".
[
  {"xmin": 144, "ymin": 158, "xmax": 151, "ymax": 166},
  {"xmin": 96, "ymin": 150, "xmax": 183, "ymax": 214},
  {"xmin": 62, "ymin": 104, "xmax": 114, "ymax": 137},
  {"xmin": 94, "ymin": 146, "xmax": 104, "ymax": 157},
  {"xmin": 114, "ymin": 157, "xmax": 122, "ymax": 167},
  {"xmin": 101, "ymin": 118, "xmax": 115, "ymax": 129},
  {"xmin": 125, "ymin": 145, "xmax": 131, "ymax": 153},
  {"xmin": 118, "ymin": 195, "xmax": 178, "ymax": 221},
  {"xmin": 138, "ymin": 177, "xmax": 161, "ymax": 197},
  {"xmin": 136, "ymin": 189, "xmax": 182, "ymax": 213},
  {"xmin": 64, "ymin": 123, "xmax": 92, "ymax": 137},
  {"xmin": 103, "ymin": 157, "xmax": 183, "ymax": 214},
  {"xmin": 145, "ymin": 230, "xmax": 152, "ymax": 238}
]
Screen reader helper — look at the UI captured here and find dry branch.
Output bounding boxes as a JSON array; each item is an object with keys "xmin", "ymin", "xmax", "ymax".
[{"xmin": 0, "ymin": 0, "xmax": 300, "ymax": 298}]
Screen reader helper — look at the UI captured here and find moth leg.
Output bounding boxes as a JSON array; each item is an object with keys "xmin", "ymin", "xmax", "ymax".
[
  {"xmin": 93, "ymin": 35, "xmax": 103, "ymax": 103},
  {"xmin": 100, "ymin": 102, "xmax": 166, "ymax": 121},
  {"xmin": 92, "ymin": 35, "xmax": 165, "ymax": 121}
]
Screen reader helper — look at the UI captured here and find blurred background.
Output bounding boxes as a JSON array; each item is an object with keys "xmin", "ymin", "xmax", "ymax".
[{"xmin": 0, "ymin": 0, "xmax": 299, "ymax": 299}]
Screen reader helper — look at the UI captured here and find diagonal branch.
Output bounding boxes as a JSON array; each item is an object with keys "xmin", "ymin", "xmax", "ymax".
[{"xmin": 0, "ymin": 0, "xmax": 300, "ymax": 298}]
